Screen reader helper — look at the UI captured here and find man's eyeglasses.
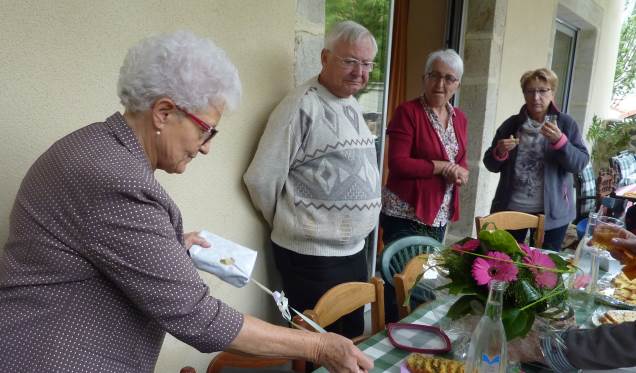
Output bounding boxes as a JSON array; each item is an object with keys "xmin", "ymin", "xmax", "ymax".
[
  {"xmin": 426, "ymin": 72, "xmax": 459, "ymax": 85},
  {"xmin": 330, "ymin": 52, "xmax": 375, "ymax": 72},
  {"xmin": 523, "ymin": 88, "xmax": 552, "ymax": 97},
  {"xmin": 176, "ymin": 106, "xmax": 218, "ymax": 145}
]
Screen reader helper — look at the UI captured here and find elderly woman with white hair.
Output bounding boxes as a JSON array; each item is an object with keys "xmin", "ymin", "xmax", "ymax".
[
  {"xmin": 381, "ymin": 49, "xmax": 469, "ymax": 246},
  {"xmin": 0, "ymin": 31, "xmax": 372, "ymax": 373}
]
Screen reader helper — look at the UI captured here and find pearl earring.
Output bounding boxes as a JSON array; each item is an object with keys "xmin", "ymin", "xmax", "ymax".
[{"xmin": 156, "ymin": 131, "xmax": 161, "ymax": 135}]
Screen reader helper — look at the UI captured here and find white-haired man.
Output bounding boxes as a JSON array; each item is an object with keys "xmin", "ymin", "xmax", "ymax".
[{"xmin": 244, "ymin": 20, "xmax": 381, "ymax": 338}]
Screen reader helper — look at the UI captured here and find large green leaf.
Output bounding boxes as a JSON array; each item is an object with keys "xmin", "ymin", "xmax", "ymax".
[
  {"xmin": 478, "ymin": 228, "xmax": 521, "ymax": 256},
  {"xmin": 447, "ymin": 295, "xmax": 482, "ymax": 320},
  {"xmin": 502, "ymin": 308, "xmax": 535, "ymax": 340},
  {"xmin": 509, "ymin": 278, "xmax": 542, "ymax": 307},
  {"xmin": 447, "ymin": 281, "xmax": 477, "ymax": 295},
  {"xmin": 548, "ymin": 253, "xmax": 569, "ymax": 272}
]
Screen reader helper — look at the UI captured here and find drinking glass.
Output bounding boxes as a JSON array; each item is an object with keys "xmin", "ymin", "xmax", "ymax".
[
  {"xmin": 569, "ymin": 216, "xmax": 625, "ymax": 317},
  {"xmin": 567, "ymin": 261, "xmax": 597, "ymax": 317},
  {"xmin": 591, "ymin": 216, "xmax": 625, "ymax": 253},
  {"xmin": 544, "ymin": 114, "xmax": 557, "ymax": 125}
]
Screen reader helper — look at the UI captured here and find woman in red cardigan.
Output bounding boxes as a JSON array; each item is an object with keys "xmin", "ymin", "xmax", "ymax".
[{"xmin": 381, "ymin": 49, "xmax": 469, "ymax": 245}]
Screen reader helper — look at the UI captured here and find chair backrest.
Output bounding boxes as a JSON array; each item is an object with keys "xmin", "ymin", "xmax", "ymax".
[
  {"xmin": 475, "ymin": 211, "xmax": 545, "ymax": 248},
  {"xmin": 380, "ymin": 236, "xmax": 443, "ymax": 287},
  {"xmin": 393, "ymin": 254, "xmax": 430, "ymax": 319},
  {"xmin": 611, "ymin": 151, "xmax": 636, "ymax": 187},
  {"xmin": 598, "ymin": 167, "xmax": 617, "ymax": 199},
  {"xmin": 294, "ymin": 277, "xmax": 385, "ymax": 341},
  {"xmin": 576, "ymin": 163, "xmax": 597, "ymax": 220},
  {"xmin": 204, "ymin": 352, "xmax": 297, "ymax": 373}
]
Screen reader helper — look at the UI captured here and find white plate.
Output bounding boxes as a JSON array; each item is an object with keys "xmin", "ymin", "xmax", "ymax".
[{"xmin": 591, "ymin": 310, "xmax": 636, "ymax": 326}]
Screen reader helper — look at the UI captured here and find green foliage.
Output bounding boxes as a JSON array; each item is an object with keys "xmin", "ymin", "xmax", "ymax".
[
  {"xmin": 478, "ymin": 225, "xmax": 522, "ymax": 257},
  {"xmin": 447, "ymin": 295, "xmax": 484, "ymax": 320},
  {"xmin": 439, "ymin": 228, "xmax": 572, "ymax": 340},
  {"xmin": 586, "ymin": 115, "xmax": 636, "ymax": 171},
  {"xmin": 325, "ymin": 0, "xmax": 391, "ymax": 84},
  {"xmin": 502, "ymin": 308, "xmax": 535, "ymax": 341},
  {"xmin": 614, "ymin": 2, "xmax": 636, "ymax": 100}
]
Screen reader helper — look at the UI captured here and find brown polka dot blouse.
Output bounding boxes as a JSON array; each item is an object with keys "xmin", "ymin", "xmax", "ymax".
[{"xmin": 0, "ymin": 113, "xmax": 244, "ymax": 372}]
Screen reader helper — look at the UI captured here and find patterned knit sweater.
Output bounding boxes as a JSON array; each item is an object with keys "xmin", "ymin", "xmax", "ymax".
[{"xmin": 244, "ymin": 77, "xmax": 381, "ymax": 257}]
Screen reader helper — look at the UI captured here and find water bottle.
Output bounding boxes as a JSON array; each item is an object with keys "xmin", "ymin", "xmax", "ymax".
[{"xmin": 464, "ymin": 280, "xmax": 508, "ymax": 373}]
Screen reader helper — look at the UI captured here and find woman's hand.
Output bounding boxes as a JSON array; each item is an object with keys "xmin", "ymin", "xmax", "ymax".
[
  {"xmin": 441, "ymin": 163, "xmax": 469, "ymax": 186},
  {"xmin": 541, "ymin": 121, "xmax": 563, "ymax": 143},
  {"xmin": 454, "ymin": 166, "xmax": 469, "ymax": 186},
  {"xmin": 495, "ymin": 135, "xmax": 518, "ymax": 157},
  {"xmin": 314, "ymin": 333, "xmax": 373, "ymax": 373},
  {"xmin": 183, "ymin": 231, "xmax": 210, "ymax": 250}
]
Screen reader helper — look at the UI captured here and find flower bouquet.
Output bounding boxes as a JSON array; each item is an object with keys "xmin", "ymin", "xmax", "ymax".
[{"xmin": 438, "ymin": 223, "xmax": 572, "ymax": 340}]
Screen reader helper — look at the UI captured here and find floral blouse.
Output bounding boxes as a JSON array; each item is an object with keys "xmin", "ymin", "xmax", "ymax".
[{"xmin": 382, "ymin": 99, "xmax": 458, "ymax": 227}]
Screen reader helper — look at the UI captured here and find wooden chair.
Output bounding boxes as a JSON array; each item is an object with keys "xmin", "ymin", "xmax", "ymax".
[
  {"xmin": 206, "ymin": 352, "xmax": 297, "ymax": 373},
  {"xmin": 393, "ymin": 254, "xmax": 432, "ymax": 319},
  {"xmin": 292, "ymin": 277, "xmax": 385, "ymax": 345},
  {"xmin": 475, "ymin": 211, "xmax": 545, "ymax": 248},
  {"xmin": 181, "ymin": 351, "xmax": 303, "ymax": 373}
]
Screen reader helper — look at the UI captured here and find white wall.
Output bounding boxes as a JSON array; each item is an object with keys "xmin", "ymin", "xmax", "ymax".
[
  {"xmin": 0, "ymin": 1, "xmax": 297, "ymax": 372},
  {"xmin": 579, "ymin": 0, "xmax": 622, "ymax": 127}
]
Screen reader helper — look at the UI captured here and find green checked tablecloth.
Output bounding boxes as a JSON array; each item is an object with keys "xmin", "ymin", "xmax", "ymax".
[
  {"xmin": 313, "ymin": 251, "xmax": 624, "ymax": 373},
  {"xmin": 313, "ymin": 296, "xmax": 454, "ymax": 373},
  {"xmin": 312, "ymin": 294, "xmax": 613, "ymax": 373}
]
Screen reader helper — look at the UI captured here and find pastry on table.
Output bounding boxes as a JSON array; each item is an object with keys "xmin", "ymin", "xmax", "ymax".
[
  {"xmin": 406, "ymin": 353, "xmax": 464, "ymax": 373},
  {"xmin": 611, "ymin": 272, "xmax": 636, "ymax": 304},
  {"xmin": 598, "ymin": 310, "xmax": 636, "ymax": 325}
]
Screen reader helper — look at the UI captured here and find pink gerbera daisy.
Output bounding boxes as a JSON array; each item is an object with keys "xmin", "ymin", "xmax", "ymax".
[
  {"xmin": 519, "ymin": 243, "xmax": 532, "ymax": 256},
  {"xmin": 523, "ymin": 249, "xmax": 557, "ymax": 288},
  {"xmin": 452, "ymin": 239, "xmax": 480, "ymax": 252},
  {"xmin": 472, "ymin": 251, "xmax": 518, "ymax": 285}
]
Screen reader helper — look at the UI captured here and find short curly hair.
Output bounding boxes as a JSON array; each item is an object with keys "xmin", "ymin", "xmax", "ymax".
[
  {"xmin": 117, "ymin": 30, "xmax": 241, "ymax": 113},
  {"xmin": 520, "ymin": 68, "xmax": 558, "ymax": 92}
]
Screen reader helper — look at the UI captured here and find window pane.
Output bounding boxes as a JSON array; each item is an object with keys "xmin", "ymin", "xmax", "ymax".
[
  {"xmin": 325, "ymin": 0, "xmax": 392, "ymax": 138},
  {"xmin": 552, "ymin": 21, "xmax": 577, "ymax": 111}
]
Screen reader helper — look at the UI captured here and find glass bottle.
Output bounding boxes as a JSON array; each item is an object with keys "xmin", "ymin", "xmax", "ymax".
[
  {"xmin": 572, "ymin": 212, "xmax": 598, "ymax": 266},
  {"xmin": 464, "ymin": 280, "xmax": 508, "ymax": 373}
]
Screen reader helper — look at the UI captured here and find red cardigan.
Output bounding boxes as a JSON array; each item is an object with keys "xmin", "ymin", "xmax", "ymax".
[{"xmin": 385, "ymin": 98, "xmax": 468, "ymax": 225}]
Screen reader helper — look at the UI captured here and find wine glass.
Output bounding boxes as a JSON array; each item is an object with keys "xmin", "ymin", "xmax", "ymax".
[
  {"xmin": 567, "ymin": 216, "xmax": 625, "ymax": 316},
  {"xmin": 591, "ymin": 216, "xmax": 625, "ymax": 255},
  {"xmin": 567, "ymin": 216, "xmax": 623, "ymax": 316},
  {"xmin": 544, "ymin": 114, "xmax": 557, "ymax": 125}
]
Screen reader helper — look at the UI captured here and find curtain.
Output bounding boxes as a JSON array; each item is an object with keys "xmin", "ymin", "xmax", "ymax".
[{"xmin": 387, "ymin": 0, "xmax": 410, "ymax": 126}]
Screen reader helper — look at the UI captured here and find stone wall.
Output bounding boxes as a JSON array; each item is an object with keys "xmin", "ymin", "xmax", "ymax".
[
  {"xmin": 449, "ymin": 0, "xmax": 509, "ymax": 239},
  {"xmin": 294, "ymin": 0, "xmax": 325, "ymax": 86}
]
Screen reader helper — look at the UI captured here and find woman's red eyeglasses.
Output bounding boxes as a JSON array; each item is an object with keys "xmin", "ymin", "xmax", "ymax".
[{"xmin": 176, "ymin": 106, "xmax": 218, "ymax": 144}]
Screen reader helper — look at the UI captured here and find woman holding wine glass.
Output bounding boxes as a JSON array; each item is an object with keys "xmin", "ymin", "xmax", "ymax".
[{"xmin": 483, "ymin": 68, "xmax": 589, "ymax": 251}]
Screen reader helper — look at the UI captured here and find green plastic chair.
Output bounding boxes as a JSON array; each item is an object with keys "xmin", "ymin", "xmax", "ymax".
[{"xmin": 380, "ymin": 235, "xmax": 442, "ymax": 287}]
